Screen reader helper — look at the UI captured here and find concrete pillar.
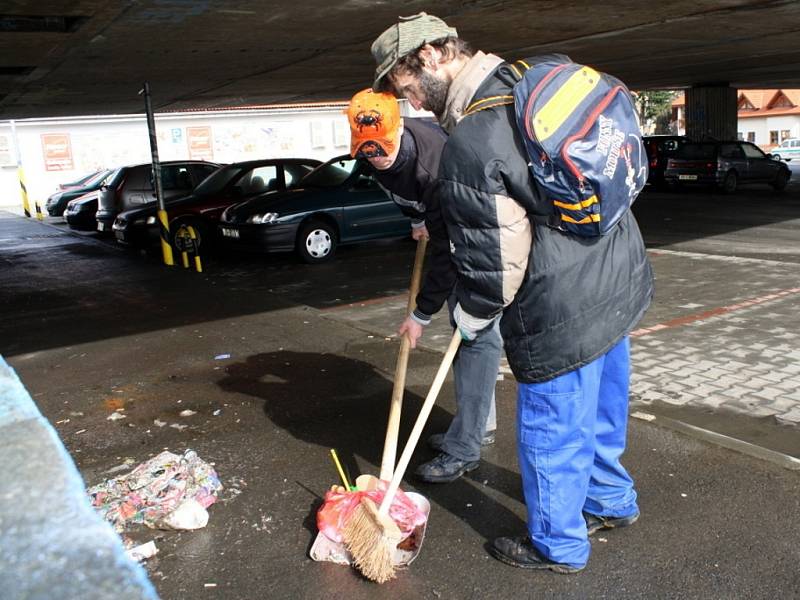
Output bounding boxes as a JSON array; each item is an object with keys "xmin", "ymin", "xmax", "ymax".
[{"xmin": 685, "ymin": 85, "xmax": 738, "ymax": 141}]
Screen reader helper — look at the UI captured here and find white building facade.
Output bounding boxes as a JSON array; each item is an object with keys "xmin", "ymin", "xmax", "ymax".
[{"xmin": 0, "ymin": 101, "xmax": 426, "ymax": 214}]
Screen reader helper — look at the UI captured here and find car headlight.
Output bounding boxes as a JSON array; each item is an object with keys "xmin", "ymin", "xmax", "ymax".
[
  {"xmin": 247, "ymin": 212, "xmax": 279, "ymax": 225},
  {"xmin": 146, "ymin": 216, "xmax": 156, "ymax": 225}
]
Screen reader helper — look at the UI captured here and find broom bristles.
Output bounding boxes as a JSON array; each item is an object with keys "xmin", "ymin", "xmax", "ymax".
[{"xmin": 343, "ymin": 497, "xmax": 402, "ymax": 583}]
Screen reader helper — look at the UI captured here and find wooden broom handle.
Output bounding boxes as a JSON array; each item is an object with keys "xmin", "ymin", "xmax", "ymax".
[
  {"xmin": 379, "ymin": 236, "xmax": 428, "ymax": 481},
  {"xmin": 379, "ymin": 330, "xmax": 462, "ymax": 514}
]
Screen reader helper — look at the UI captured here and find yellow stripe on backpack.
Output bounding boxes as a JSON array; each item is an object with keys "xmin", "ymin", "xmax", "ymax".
[{"xmin": 532, "ymin": 67, "xmax": 600, "ymax": 142}]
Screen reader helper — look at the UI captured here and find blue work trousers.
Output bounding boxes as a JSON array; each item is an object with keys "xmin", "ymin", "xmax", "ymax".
[{"xmin": 517, "ymin": 337, "xmax": 638, "ymax": 568}]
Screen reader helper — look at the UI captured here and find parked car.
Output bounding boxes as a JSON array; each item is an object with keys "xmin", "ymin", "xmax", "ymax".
[
  {"xmin": 57, "ymin": 169, "xmax": 107, "ymax": 191},
  {"xmin": 64, "ymin": 191, "xmax": 101, "ymax": 230},
  {"xmin": 643, "ymin": 135, "xmax": 689, "ymax": 187},
  {"xmin": 664, "ymin": 141, "xmax": 791, "ymax": 193},
  {"xmin": 770, "ymin": 138, "xmax": 800, "ymax": 162},
  {"xmin": 46, "ymin": 169, "xmax": 112, "ymax": 216},
  {"xmin": 95, "ymin": 161, "xmax": 220, "ymax": 233},
  {"xmin": 112, "ymin": 158, "xmax": 321, "ymax": 253},
  {"xmin": 218, "ymin": 155, "xmax": 410, "ymax": 263}
]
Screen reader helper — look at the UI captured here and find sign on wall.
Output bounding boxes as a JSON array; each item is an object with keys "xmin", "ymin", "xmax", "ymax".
[
  {"xmin": 186, "ymin": 126, "xmax": 213, "ymax": 160},
  {"xmin": 41, "ymin": 133, "xmax": 74, "ymax": 171},
  {"xmin": 0, "ymin": 134, "xmax": 13, "ymax": 166}
]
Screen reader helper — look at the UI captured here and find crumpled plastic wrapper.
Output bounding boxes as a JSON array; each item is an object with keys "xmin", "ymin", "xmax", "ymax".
[{"xmin": 87, "ymin": 449, "xmax": 222, "ymax": 532}]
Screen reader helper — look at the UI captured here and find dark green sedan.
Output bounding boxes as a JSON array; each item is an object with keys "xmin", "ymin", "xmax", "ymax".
[{"xmin": 218, "ymin": 155, "xmax": 411, "ymax": 263}]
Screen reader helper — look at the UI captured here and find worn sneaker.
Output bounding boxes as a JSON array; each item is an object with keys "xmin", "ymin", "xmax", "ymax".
[
  {"xmin": 584, "ymin": 511, "xmax": 640, "ymax": 536},
  {"xmin": 414, "ymin": 452, "xmax": 480, "ymax": 483},
  {"xmin": 427, "ymin": 430, "xmax": 496, "ymax": 453},
  {"xmin": 488, "ymin": 535, "xmax": 584, "ymax": 574}
]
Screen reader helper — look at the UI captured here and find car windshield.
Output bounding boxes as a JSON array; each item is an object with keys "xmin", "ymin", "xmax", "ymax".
[
  {"xmin": 300, "ymin": 158, "xmax": 359, "ymax": 187},
  {"xmin": 675, "ymin": 143, "xmax": 717, "ymax": 160},
  {"xmin": 193, "ymin": 165, "xmax": 242, "ymax": 196},
  {"xmin": 85, "ymin": 169, "xmax": 111, "ymax": 187}
]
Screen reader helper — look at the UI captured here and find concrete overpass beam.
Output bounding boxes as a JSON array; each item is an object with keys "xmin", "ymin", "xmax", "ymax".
[{"xmin": 685, "ymin": 85, "xmax": 738, "ymax": 141}]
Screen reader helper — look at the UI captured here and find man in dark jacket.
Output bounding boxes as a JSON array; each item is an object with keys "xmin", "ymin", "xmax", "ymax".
[
  {"xmin": 370, "ymin": 13, "xmax": 654, "ymax": 573},
  {"xmin": 347, "ymin": 88, "xmax": 503, "ymax": 483}
]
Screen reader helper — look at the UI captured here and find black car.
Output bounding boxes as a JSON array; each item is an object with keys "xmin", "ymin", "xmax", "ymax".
[
  {"xmin": 643, "ymin": 135, "xmax": 689, "ymax": 187},
  {"xmin": 112, "ymin": 158, "xmax": 320, "ymax": 253},
  {"xmin": 95, "ymin": 160, "xmax": 219, "ymax": 233},
  {"xmin": 664, "ymin": 141, "xmax": 791, "ymax": 193},
  {"xmin": 45, "ymin": 169, "xmax": 112, "ymax": 216},
  {"xmin": 219, "ymin": 155, "xmax": 410, "ymax": 263},
  {"xmin": 64, "ymin": 191, "xmax": 101, "ymax": 230}
]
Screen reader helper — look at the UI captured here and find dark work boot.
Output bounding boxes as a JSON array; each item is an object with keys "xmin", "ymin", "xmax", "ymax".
[
  {"xmin": 414, "ymin": 452, "xmax": 479, "ymax": 483},
  {"xmin": 488, "ymin": 536, "xmax": 584, "ymax": 574},
  {"xmin": 584, "ymin": 511, "xmax": 640, "ymax": 536},
  {"xmin": 427, "ymin": 430, "xmax": 496, "ymax": 453}
]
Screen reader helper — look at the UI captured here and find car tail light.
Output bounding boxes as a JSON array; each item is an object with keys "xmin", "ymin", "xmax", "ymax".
[
  {"xmin": 650, "ymin": 157, "xmax": 657, "ymax": 168},
  {"xmin": 707, "ymin": 162, "xmax": 716, "ymax": 173}
]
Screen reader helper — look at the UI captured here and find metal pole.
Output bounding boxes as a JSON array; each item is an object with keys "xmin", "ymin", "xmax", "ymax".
[
  {"xmin": 10, "ymin": 120, "xmax": 32, "ymax": 218},
  {"xmin": 139, "ymin": 82, "xmax": 173, "ymax": 266}
]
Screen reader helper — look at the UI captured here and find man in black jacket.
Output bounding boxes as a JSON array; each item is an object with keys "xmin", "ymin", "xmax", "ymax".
[
  {"xmin": 370, "ymin": 13, "xmax": 654, "ymax": 573},
  {"xmin": 347, "ymin": 88, "xmax": 503, "ymax": 483}
]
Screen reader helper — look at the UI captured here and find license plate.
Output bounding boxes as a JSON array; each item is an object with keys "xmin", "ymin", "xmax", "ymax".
[
  {"xmin": 97, "ymin": 222, "xmax": 106, "ymax": 231},
  {"xmin": 222, "ymin": 228, "xmax": 240, "ymax": 239},
  {"xmin": 115, "ymin": 231, "xmax": 125, "ymax": 241},
  {"xmin": 678, "ymin": 174, "xmax": 698, "ymax": 181}
]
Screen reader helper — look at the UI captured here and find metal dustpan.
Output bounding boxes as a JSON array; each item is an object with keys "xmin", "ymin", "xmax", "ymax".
[{"xmin": 309, "ymin": 490, "xmax": 430, "ymax": 567}]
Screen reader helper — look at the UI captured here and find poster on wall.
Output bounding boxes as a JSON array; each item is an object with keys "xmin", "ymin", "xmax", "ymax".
[
  {"xmin": 186, "ymin": 126, "xmax": 214, "ymax": 160},
  {"xmin": 0, "ymin": 134, "xmax": 13, "ymax": 166},
  {"xmin": 41, "ymin": 133, "xmax": 74, "ymax": 171}
]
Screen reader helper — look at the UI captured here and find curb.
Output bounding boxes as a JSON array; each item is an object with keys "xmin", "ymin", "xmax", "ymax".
[{"xmin": 631, "ymin": 410, "xmax": 800, "ymax": 472}]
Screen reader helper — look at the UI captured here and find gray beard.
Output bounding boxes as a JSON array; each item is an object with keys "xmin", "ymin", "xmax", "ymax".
[{"xmin": 418, "ymin": 70, "xmax": 450, "ymax": 119}]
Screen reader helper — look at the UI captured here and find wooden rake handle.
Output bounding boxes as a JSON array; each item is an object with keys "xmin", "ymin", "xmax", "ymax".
[
  {"xmin": 379, "ymin": 330, "xmax": 462, "ymax": 514},
  {"xmin": 379, "ymin": 236, "xmax": 428, "ymax": 481}
]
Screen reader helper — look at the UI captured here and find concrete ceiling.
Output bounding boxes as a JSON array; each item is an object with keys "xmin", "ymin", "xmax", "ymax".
[{"xmin": 2, "ymin": 0, "xmax": 800, "ymax": 119}]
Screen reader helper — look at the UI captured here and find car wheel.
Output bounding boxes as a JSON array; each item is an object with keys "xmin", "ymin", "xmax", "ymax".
[
  {"xmin": 171, "ymin": 218, "xmax": 209, "ymax": 256},
  {"xmin": 721, "ymin": 171, "xmax": 738, "ymax": 194},
  {"xmin": 772, "ymin": 153, "xmax": 782, "ymax": 161},
  {"xmin": 772, "ymin": 169, "xmax": 790, "ymax": 191},
  {"xmin": 297, "ymin": 220, "xmax": 337, "ymax": 263}
]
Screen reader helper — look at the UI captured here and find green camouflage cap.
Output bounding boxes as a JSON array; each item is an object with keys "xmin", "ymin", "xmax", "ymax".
[{"xmin": 371, "ymin": 12, "xmax": 458, "ymax": 91}]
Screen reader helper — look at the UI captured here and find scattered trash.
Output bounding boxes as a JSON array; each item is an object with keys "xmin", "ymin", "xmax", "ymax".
[
  {"xmin": 75, "ymin": 429, "xmax": 87, "ymax": 435},
  {"xmin": 105, "ymin": 458, "xmax": 136, "ymax": 475},
  {"xmin": 69, "ymin": 411, "xmax": 85, "ymax": 417},
  {"xmin": 126, "ymin": 540, "xmax": 159, "ymax": 562},
  {"xmin": 598, "ymin": 537, "xmax": 608, "ymax": 543},
  {"xmin": 212, "ymin": 409, "xmax": 222, "ymax": 416},
  {"xmin": 107, "ymin": 412, "xmax": 127, "ymax": 421},
  {"xmin": 56, "ymin": 418, "xmax": 70, "ymax": 424},
  {"xmin": 179, "ymin": 410, "xmax": 197, "ymax": 417},
  {"xmin": 214, "ymin": 354, "xmax": 231, "ymax": 360},
  {"xmin": 153, "ymin": 419, "xmax": 167, "ymax": 427},
  {"xmin": 170, "ymin": 423, "xmax": 188, "ymax": 431},
  {"xmin": 158, "ymin": 498, "xmax": 209, "ymax": 530},
  {"xmin": 204, "ymin": 583, "xmax": 217, "ymax": 588},
  {"xmin": 87, "ymin": 449, "xmax": 222, "ymax": 532},
  {"xmin": 681, "ymin": 493, "xmax": 688, "ymax": 498}
]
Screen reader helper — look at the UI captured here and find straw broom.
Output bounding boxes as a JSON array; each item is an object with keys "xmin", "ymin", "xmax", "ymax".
[{"xmin": 344, "ymin": 331, "xmax": 462, "ymax": 583}]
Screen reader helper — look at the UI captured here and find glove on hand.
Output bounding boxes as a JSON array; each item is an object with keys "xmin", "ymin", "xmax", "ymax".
[{"xmin": 453, "ymin": 303, "xmax": 497, "ymax": 341}]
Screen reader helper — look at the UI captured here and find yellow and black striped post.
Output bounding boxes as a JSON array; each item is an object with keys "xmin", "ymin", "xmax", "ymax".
[
  {"xmin": 157, "ymin": 209, "xmax": 174, "ymax": 266},
  {"xmin": 140, "ymin": 81, "xmax": 173, "ymax": 266},
  {"xmin": 17, "ymin": 165, "xmax": 31, "ymax": 218}
]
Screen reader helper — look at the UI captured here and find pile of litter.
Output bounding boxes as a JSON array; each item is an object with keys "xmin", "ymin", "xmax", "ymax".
[{"xmin": 88, "ymin": 449, "xmax": 222, "ymax": 532}]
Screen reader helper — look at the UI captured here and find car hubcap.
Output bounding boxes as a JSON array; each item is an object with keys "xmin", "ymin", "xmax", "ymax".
[{"xmin": 306, "ymin": 229, "xmax": 331, "ymax": 258}]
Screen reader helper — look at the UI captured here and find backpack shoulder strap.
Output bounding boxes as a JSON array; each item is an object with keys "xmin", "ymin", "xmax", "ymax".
[{"xmin": 462, "ymin": 60, "xmax": 530, "ymax": 117}]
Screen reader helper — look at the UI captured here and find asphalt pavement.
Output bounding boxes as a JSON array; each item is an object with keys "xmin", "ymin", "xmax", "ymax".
[{"xmin": 1, "ymin": 179, "xmax": 799, "ymax": 599}]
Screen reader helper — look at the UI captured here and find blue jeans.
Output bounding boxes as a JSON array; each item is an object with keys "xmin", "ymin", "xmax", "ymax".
[
  {"xmin": 440, "ymin": 297, "xmax": 502, "ymax": 462},
  {"xmin": 517, "ymin": 337, "xmax": 638, "ymax": 568}
]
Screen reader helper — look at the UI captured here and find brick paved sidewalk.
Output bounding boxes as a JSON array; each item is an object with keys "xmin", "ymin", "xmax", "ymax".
[{"xmin": 630, "ymin": 249, "xmax": 800, "ymax": 426}]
